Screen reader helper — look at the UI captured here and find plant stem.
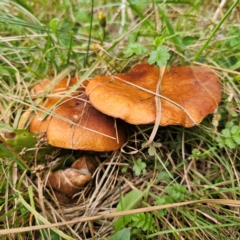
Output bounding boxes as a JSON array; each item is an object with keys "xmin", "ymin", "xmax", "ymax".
[{"xmin": 84, "ymin": 0, "xmax": 94, "ymax": 67}]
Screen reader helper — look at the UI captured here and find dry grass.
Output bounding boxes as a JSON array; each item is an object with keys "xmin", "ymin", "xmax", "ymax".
[{"xmin": 0, "ymin": 0, "xmax": 240, "ymax": 239}]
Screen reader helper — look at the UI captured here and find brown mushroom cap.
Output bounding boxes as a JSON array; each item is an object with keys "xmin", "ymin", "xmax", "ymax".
[
  {"xmin": 33, "ymin": 77, "xmax": 85, "ymax": 95},
  {"xmin": 30, "ymin": 78, "xmax": 126, "ymax": 151},
  {"xmin": 86, "ymin": 62, "xmax": 221, "ymax": 127}
]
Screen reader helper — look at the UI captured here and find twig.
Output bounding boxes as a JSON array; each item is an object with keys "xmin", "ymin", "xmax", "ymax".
[
  {"xmin": 1, "ymin": 199, "xmax": 240, "ymax": 235},
  {"xmin": 143, "ymin": 66, "xmax": 165, "ymax": 147}
]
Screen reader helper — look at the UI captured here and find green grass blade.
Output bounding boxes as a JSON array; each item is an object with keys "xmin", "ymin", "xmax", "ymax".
[
  {"xmin": 0, "ymin": 142, "xmax": 29, "ymax": 171},
  {"xmin": 157, "ymin": 6, "xmax": 185, "ymax": 54},
  {"xmin": 193, "ymin": 0, "xmax": 239, "ymax": 62}
]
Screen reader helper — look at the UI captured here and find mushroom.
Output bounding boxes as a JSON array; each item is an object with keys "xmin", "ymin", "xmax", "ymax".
[
  {"xmin": 29, "ymin": 77, "xmax": 126, "ymax": 202},
  {"xmin": 86, "ymin": 62, "xmax": 221, "ymax": 127},
  {"xmin": 29, "ymin": 78, "xmax": 126, "ymax": 151},
  {"xmin": 45, "ymin": 155, "xmax": 98, "ymax": 203}
]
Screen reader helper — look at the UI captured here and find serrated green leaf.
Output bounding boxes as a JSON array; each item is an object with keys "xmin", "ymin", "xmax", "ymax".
[
  {"xmin": 133, "ymin": 158, "xmax": 146, "ymax": 176},
  {"xmin": 218, "ymin": 141, "xmax": 226, "ymax": 148},
  {"xmin": 125, "ymin": 43, "xmax": 146, "ymax": 57},
  {"xmin": 130, "ymin": 212, "xmax": 155, "ymax": 231},
  {"xmin": 225, "ymin": 121, "xmax": 234, "ymax": 128},
  {"xmin": 224, "ymin": 138, "xmax": 236, "ymax": 149},
  {"xmin": 215, "ymin": 136, "xmax": 223, "ymax": 143},
  {"xmin": 142, "ymin": 213, "xmax": 155, "ymax": 231},
  {"xmin": 231, "ymin": 125, "xmax": 240, "ymax": 135},
  {"xmin": 192, "ymin": 148, "xmax": 201, "ymax": 157},
  {"xmin": 109, "ymin": 228, "xmax": 131, "ymax": 240},
  {"xmin": 156, "ymin": 196, "xmax": 173, "ymax": 205},
  {"xmin": 148, "ymin": 46, "xmax": 170, "ymax": 67},
  {"xmin": 222, "ymin": 129, "xmax": 231, "ymax": 138},
  {"xmin": 233, "ymin": 135, "xmax": 240, "ymax": 144},
  {"xmin": 167, "ymin": 184, "xmax": 187, "ymax": 201},
  {"xmin": 131, "ymin": 213, "xmax": 145, "ymax": 228}
]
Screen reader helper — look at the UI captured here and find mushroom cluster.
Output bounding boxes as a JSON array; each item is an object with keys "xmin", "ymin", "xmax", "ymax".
[
  {"xmin": 30, "ymin": 77, "xmax": 126, "ymax": 203},
  {"xmin": 29, "ymin": 62, "xmax": 221, "ymax": 203}
]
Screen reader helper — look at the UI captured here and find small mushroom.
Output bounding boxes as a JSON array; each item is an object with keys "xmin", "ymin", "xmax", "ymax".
[
  {"xmin": 30, "ymin": 78, "xmax": 126, "ymax": 151},
  {"xmin": 86, "ymin": 62, "xmax": 221, "ymax": 127},
  {"xmin": 45, "ymin": 156, "xmax": 98, "ymax": 203}
]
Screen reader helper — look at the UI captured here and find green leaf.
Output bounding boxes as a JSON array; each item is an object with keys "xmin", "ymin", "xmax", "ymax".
[
  {"xmin": 182, "ymin": 36, "xmax": 196, "ymax": 46},
  {"xmin": 215, "ymin": 136, "xmax": 223, "ymax": 144},
  {"xmin": 49, "ymin": 18, "xmax": 59, "ymax": 36},
  {"xmin": 192, "ymin": 148, "xmax": 201, "ymax": 157},
  {"xmin": 41, "ymin": 229, "xmax": 62, "ymax": 240},
  {"xmin": 117, "ymin": 190, "xmax": 142, "ymax": 212},
  {"xmin": 224, "ymin": 138, "xmax": 236, "ymax": 149},
  {"xmin": 157, "ymin": 171, "xmax": 171, "ymax": 183},
  {"xmin": 142, "ymin": 213, "xmax": 156, "ymax": 231},
  {"xmin": 121, "ymin": 165, "xmax": 128, "ymax": 174},
  {"xmin": 229, "ymin": 109, "xmax": 238, "ymax": 117},
  {"xmin": 167, "ymin": 184, "xmax": 187, "ymax": 201},
  {"xmin": 115, "ymin": 190, "xmax": 143, "ymax": 231},
  {"xmin": 217, "ymin": 140, "xmax": 226, "ymax": 148},
  {"xmin": 128, "ymin": 30, "xmax": 140, "ymax": 44},
  {"xmin": 231, "ymin": 125, "xmax": 240, "ymax": 135},
  {"xmin": 153, "ymin": 36, "xmax": 166, "ymax": 48},
  {"xmin": 148, "ymin": 46, "xmax": 170, "ymax": 67},
  {"xmin": 131, "ymin": 213, "xmax": 156, "ymax": 231},
  {"xmin": 148, "ymin": 145, "xmax": 155, "ymax": 156},
  {"xmin": 233, "ymin": 135, "xmax": 240, "ymax": 144},
  {"xmin": 109, "ymin": 228, "xmax": 131, "ymax": 240},
  {"xmin": 189, "ymin": 148, "xmax": 202, "ymax": 160},
  {"xmin": 155, "ymin": 196, "xmax": 173, "ymax": 216},
  {"xmin": 125, "ymin": 43, "xmax": 146, "ymax": 57},
  {"xmin": 0, "ymin": 123, "xmax": 62, "ymax": 161},
  {"xmin": 0, "ymin": 144, "xmax": 28, "ymax": 171},
  {"xmin": 225, "ymin": 121, "xmax": 234, "ymax": 128},
  {"xmin": 131, "ymin": 213, "xmax": 146, "ymax": 228},
  {"xmin": 222, "ymin": 129, "xmax": 231, "ymax": 138},
  {"xmin": 133, "ymin": 158, "xmax": 146, "ymax": 176}
]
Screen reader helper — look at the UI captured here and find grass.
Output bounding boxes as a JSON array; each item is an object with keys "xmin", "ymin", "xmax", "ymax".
[{"xmin": 0, "ymin": 0, "xmax": 240, "ymax": 239}]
